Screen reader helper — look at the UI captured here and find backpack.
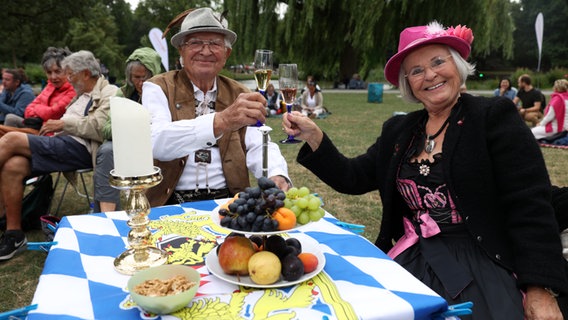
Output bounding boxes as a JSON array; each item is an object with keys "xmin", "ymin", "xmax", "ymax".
[{"xmin": 21, "ymin": 175, "xmax": 54, "ymax": 230}]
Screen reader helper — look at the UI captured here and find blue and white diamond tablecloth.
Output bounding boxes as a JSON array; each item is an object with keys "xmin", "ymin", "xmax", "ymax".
[{"xmin": 29, "ymin": 199, "xmax": 447, "ymax": 319}]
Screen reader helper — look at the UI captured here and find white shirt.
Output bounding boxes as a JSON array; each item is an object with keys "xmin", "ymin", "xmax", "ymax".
[{"xmin": 142, "ymin": 80, "xmax": 289, "ymax": 190}]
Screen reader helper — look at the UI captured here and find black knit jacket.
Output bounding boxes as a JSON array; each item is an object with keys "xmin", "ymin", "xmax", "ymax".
[{"xmin": 298, "ymin": 93, "xmax": 568, "ymax": 293}]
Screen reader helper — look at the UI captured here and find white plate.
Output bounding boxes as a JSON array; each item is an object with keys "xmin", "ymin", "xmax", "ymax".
[
  {"xmin": 205, "ymin": 234, "xmax": 325, "ymax": 288},
  {"xmin": 211, "ymin": 203, "xmax": 310, "ymax": 235}
]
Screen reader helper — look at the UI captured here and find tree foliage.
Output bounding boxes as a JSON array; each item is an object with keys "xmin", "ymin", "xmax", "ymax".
[
  {"xmin": 511, "ymin": 0, "xmax": 568, "ymax": 70},
  {"xmin": 0, "ymin": 0, "xmax": 565, "ymax": 85}
]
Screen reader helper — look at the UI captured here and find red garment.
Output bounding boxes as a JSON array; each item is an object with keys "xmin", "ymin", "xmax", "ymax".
[
  {"xmin": 544, "ymin": 92, "xmax": 568, "ymax": 133},
  {"xmin": 24, "ymin": 81, "xmax": 76, "ymax": 122}
]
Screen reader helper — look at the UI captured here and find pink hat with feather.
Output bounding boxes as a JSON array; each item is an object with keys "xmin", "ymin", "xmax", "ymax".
[{"xmin": 384, "ymin": 22, "xmax": 474, "ymax": 87}]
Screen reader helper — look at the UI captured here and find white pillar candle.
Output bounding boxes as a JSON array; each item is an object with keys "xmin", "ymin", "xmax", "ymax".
[{"xmin": 110, "ymin": 97, "xmax": 154, "ymax": 177}]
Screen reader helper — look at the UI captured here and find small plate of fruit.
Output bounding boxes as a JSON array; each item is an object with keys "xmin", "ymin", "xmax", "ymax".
[
  {"xmin": 211, "ymin": 177, "xmax": 325, "ymax": 235},
  {"xmin": 205, "ymin": 233, "xmax": 325, "ymax": 288}
]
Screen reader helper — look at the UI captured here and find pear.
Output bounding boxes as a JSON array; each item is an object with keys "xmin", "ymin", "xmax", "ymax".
[{"xmin": 248, "ymin": 251, "xmax": 282, "ymax": 285}]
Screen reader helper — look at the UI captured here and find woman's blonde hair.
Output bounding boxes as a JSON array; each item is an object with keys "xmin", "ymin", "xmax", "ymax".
[{"xmin": 553, "ymin": 79, "xmax": 568, "ymax": 93}]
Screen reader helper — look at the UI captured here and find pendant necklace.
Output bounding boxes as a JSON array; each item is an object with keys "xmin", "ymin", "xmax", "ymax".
[{"xmin": 424, "ymin": 117, "xmax": 450, "ymax": 154}]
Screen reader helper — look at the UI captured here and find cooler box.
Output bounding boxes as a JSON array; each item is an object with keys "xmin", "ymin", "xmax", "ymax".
[{"xmin": 367, "ymin": 83, "xmax": 383, "ymax": 103}]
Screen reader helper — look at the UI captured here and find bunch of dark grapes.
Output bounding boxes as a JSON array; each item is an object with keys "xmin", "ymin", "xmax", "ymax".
[{"xmin": 218, "ymin": 177, "xmax": 286, "ymax": 232}]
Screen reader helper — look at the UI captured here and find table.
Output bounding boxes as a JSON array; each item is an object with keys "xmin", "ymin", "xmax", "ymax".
[{"xmin": 29, "ymin": 199, "xmax": 448, "ymax": 319}]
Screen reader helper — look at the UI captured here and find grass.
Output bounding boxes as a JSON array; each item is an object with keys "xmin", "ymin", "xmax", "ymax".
[{"xmin": 2, "ymin": 90, "xmax": 568, "ymax": 312}]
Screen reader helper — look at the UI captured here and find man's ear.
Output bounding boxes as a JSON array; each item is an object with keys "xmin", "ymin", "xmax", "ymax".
[{"xmin": 225, "ymin": 47, "xmax": 232, "ymax": 59}]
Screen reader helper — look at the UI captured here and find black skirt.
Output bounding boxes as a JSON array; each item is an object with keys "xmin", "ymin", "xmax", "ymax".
[{"xmin": 394, "ymin": 224, "xmax": 524, "ymax": 320}]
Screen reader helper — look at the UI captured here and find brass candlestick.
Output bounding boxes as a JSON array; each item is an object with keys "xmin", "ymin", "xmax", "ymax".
[{"xmin": 109, "ymin": 167, "xmax": 167, "ymax": 275}]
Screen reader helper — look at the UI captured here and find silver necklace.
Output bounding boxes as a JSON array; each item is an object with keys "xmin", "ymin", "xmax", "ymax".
[{"xmin": 424, "ymin": 117, "xmax": 450, "ymax": 154}]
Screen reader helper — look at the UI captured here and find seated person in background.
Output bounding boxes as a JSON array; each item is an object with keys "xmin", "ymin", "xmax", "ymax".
[
  {"xmin": 0, "ymin": 68, "xmax": 35, "ymax": 124},
  {"xmin": 301, "ymin": 75, "xmax": 321, "ymax": 94},
  {"xmin": 263, "ymin": 83, "xmax": 280, "ymax": 115},
  {"xmin": 94, "ymin": 47, "xmax": 162, "ymax": 212},
  {"xmin": 494, "ymin": 78, "xmax": 517, "ymax": 101},
  {"xmin": 532, "ymin": 79, "xmax": 568, "ymax": 141},
  {"xmin": 3, "ymin": 47, "xmax": 76, "ymax": 133},
  {"xmin": 143, "ymin": 7, "xmax": 290, "ymax": 207},
  {"xmin": 300, "ymin": 78, "xmax": 324, "ymax": 118},
  {"xmin": 0, "ymin": 50, "xmax": 117, "ymax": 261},
  {"xmin": 348, "ymin": 73, "xmax": 365, "ymax": 89},
  {"xmin": 514, "ymin": 74, "xmax": 543, "ymax": 126}
]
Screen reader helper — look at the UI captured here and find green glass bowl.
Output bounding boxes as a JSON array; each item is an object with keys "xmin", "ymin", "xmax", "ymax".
[{"xmin": 127, "ymin": 264, "xmax": 200, "ymax": 314}]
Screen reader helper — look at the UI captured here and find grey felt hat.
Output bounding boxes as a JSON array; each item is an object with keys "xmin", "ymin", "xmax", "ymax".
[{"xmin": 170, "ymin": 8, "xmax": 237, "ymax": 48}]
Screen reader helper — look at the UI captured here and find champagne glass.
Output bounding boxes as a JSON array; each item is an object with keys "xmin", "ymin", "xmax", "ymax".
[
  {"xmin": 278, "ymin": 64, "xmax": 301, "ymax": 144},
  {"xmin": 253, "ymin": 49, "xmax": 273, "ymax": 127}
]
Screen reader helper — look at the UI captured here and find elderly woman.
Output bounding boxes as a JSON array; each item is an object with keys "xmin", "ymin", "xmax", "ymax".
[
  {"xmin": 283, "ymin": 22, "xmax": 567, "ymax": 319},
  {"xmin": 94, "ymin": 47, "xmax": 162, "ymax": 212},
  {"xmin": 532, "ymin": 79, "xmax": 568, "ymax": 141},
  {"xmin": 4, "ymin": 47, "xmax": 76, "ymax": 131}
]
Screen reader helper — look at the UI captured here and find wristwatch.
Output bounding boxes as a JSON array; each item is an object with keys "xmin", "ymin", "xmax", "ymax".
[{"xmin": 544, "ymin": 287, "xmax": 560, "ymax": 298}]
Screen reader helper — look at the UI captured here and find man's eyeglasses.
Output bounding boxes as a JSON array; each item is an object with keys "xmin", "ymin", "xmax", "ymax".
[
  {"xmin": 182, "ymin": 38, "xmax": 225, "ymax": 53},
  {"xmin": 404, "ymin": 55, "xmax": 453, "ymax": 81}
]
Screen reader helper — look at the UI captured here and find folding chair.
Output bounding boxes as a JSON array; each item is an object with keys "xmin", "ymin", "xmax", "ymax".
[{"xmin": 52, "ymin": 168, "xmax": 93, "ymax": 216}]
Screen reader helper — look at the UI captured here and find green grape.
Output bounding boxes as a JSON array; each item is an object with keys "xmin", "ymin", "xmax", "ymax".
[
  {"xmin": 298, "ymin": 212, "xmax": 310, "ymax": 225},
  {"xmin": 296, "ymin": 197, "xmax": 308, "ymax": 209},
  {"xmin": 284, "ymin": 198, "xmax": 293, "ymax": 208},
  {"xmin": 290, "ymin": 205, "xmax": 301, "ymax": 217},
  {"xmin": 298, "ymin": 186, "xmax": 310, "ymax": 197},
  {"xmin": 308, "ymin": 210, "xmax": 321, "ymax": 221},
  {"xmin": 307, "ymin": 197, "xmax": 321, "ymax": 211},
  {"xmin": 316, "ymin": 207, "xmax": 325, "ymax": 219},
  {"xmin": 287, "ymin": 187, "xmax": 299, "ymax": 198}
]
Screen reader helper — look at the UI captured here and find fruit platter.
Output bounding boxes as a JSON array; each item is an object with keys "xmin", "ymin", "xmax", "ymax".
[
  {"xmin": 206, "ymin": 177, "xmax": 327, "ymax": 287},
  {"xmin": 211, "ymin": 177, "xmax": 325, "ymax": 235},
  {"xmin": 205, "ymin": 233, "xmax": 325, "ymax": 288}
]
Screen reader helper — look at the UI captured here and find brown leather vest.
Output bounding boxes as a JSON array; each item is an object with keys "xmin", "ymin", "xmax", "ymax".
[{"xmin": 145, "ymin": 70, "xmax": 250, "ymax": 207}]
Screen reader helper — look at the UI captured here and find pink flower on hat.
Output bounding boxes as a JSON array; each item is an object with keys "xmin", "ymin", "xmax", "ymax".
[{"xmin": 447, "ymin": 25, "xmax": 474, "ymax": 45}]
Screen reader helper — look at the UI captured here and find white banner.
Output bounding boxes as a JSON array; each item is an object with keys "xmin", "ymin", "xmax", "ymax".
[
  {"xmin": 149, "ymin": 27, "xmax": 169, "ymax": 71},
  {"xmin": 535, "ymin": 13, "xmax": 543, "ymax": 72}
]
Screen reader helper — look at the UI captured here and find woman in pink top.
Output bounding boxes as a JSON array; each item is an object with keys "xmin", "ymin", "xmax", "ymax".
[
  {"xmin": 3, "ymin": 47, "xmax": 76, "ymax": 132},
  {"xmin": 532, "ymin": 79, "xmax": 568, "ymax": 141}
]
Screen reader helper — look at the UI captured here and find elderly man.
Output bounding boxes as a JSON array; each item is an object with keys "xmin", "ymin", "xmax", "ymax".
[
  {"xmin": 143, "ymin": 8, "xmax": 290, "ymax": 206},
  {"xmin": 0, "ymin": 50, "xmax": 117, "ymax": 260},
  {"xmin": 0, "ymin": 69, "xmax": 35, "ymax": 124}
]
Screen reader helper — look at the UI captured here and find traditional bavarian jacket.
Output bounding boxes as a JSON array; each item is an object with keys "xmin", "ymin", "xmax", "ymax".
[{"xmin": 143, "ymin": 70, "xmax": 288, "ymax": 207}]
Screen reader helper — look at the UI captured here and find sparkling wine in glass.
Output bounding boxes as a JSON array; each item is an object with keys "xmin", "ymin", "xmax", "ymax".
[
  {"xmin": 253, "ymin": 49, "xmax": 273, "ymax": 126},
  {"xmin": 278, "ymin": 64, "xmax": 301, "ymax": 144}
]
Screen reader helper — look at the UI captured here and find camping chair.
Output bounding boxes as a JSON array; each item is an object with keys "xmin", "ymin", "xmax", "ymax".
[{"xmin": 52, "ymin": 168, "xmax": 93, "ymax": 216}]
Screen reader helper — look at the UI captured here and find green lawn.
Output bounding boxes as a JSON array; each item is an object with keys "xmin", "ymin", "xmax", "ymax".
[{"xmin": 2, "ymin": 91, "xmax": 567, "ymax": 312}]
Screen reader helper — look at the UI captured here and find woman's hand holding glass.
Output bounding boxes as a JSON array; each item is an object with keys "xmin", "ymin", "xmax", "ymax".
[{"xmin": 282, "ymin": 111, "xmax": 324, "ymax": 151}]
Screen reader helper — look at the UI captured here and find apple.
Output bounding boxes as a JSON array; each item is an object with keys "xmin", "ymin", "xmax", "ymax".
[{"xmin": 218, "ymin": 236, "xmax": 256, "ymax": 276}]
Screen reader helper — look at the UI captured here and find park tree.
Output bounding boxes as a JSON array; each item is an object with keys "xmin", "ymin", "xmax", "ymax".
[
  {"xmin": 224, "ymin": 0, "xmax": 515, "ymax": 84},
  {"xmin": 511, "ymin": 0, "xmax": 568, "ymax": 71},
  {"xmin": 0, "ymin": 0, "xmax": 91, "ymax": 67}
]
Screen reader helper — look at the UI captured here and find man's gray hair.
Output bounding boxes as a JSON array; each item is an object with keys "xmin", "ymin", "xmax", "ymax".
[{"xmin": 62, "ymin": 50, "xmax": 102, "ymax": 78}]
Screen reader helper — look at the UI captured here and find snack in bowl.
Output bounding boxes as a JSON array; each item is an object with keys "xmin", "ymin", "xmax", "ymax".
[{"xmin": 127, "ymin": 264, "xmax": 200, "ymax": 314}]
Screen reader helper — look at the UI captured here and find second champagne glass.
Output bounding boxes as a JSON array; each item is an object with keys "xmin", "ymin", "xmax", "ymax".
[
  {"xmin": 278, "ymin": 64, "xmax": 301, "ymax": 144},
  {"xmin": 253, "ymin": 49, "xmax": 273, "ymax": 126}
]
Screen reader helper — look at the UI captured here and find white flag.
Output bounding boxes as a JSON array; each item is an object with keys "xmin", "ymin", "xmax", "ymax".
[
  {"xmin": 535, "ymin": 13, "xmax": 543, "ymax": 72},
  {"xmin": 149, "ymin": 27, "xmax": 169, "ymax": 71}
]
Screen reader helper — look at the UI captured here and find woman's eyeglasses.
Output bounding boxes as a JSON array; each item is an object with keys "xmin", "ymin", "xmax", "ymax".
[{"xmin": 405, "ymin": 55, "xmax": 453, "ymax": 81}]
